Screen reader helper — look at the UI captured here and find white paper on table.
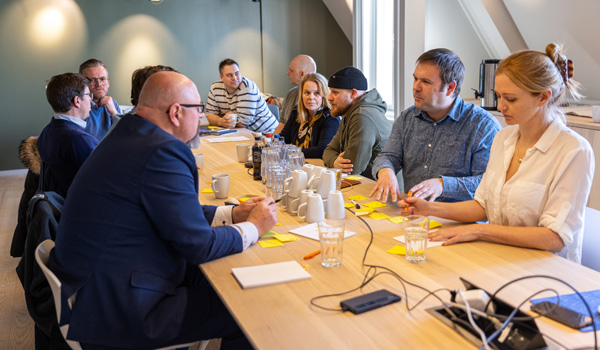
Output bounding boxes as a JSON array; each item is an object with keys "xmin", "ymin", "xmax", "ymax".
[
  {"xmin": 232, "ymin": 261, "xmax": 311, "ymax": 289},
  {"xmin": 205, "ymin": 136, "xmax": 250, "ymax": 143},
  {"xmin": 393, "ymin": 230, "xmax": 445, "ymax": 248},
  {"xmin": 288, "ymin": 223, "xmax": 356, "ymax": 241}
]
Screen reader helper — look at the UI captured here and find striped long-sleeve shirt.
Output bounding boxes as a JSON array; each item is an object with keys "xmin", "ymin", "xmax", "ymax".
[{"xmin": 206, "ymin": 77, "xmax": 278, "ymax": 133}]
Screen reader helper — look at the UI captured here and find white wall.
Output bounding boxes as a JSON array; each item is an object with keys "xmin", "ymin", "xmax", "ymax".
[
  {"xmin": 425, "ymin": 0, "xmax": 490, "ymax": 100},
  {"xmin": 504, "ymin": 0, "xmax": 600, "ymax": 103}
]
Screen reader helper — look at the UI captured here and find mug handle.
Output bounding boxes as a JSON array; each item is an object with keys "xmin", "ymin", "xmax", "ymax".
[
  {"xmin": 297, "ymin": 202, "xmax": 307, "ymax": 219},
  {"xmin": 284, "ymin": 177, "xmax": 292, "ymax": 192},
  {"xmin": 307, "ymin": 176, "xmax": 320, "ymax": 190},
  {"xmin": 211, "ymin": 179, "xmax": 219, "ymax": 195},
  {"xmin": 290, "ymin": 198, "xmax": 299, "ymax": 214},
  {"xmin": 279, "ymin": 192, "xmax": 289, "ymax": 209}
]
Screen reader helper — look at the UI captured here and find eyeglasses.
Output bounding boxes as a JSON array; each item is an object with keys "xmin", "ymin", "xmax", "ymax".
[
  {"xmin": 165, "ymin": 103, "xmax": 205, "ymax": 114},
  {"xmin": 89, "ymin": 77, "xmax": 109, "ymax": 85},
  {"xmin": 82, "ymin": 92, "xmax": 94, "ymax": 99}
]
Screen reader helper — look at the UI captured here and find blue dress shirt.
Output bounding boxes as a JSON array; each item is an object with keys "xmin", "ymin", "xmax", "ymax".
[{"xmin": 372, "ymin": 96, "xmax": 501, "ymax": 202}]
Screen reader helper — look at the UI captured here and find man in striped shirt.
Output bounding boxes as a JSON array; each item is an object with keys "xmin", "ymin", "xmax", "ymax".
[{"xmin": 205, "ymin": 58, "xmax": 278, "ymax": 133}]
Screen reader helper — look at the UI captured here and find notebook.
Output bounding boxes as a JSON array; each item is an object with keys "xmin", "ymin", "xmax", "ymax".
[{"xmin": 232, "ymin": 261, "xmax": 311, "ymax": 289}]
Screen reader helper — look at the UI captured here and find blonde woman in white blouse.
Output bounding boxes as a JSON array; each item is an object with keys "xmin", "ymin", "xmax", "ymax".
[{"xmin": 404, "ymin": 43, "xmax": 594, "ymax": 263}]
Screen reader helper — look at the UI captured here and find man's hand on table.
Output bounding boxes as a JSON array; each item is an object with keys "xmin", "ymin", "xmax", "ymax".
[
  {"xmin": 409, "ymin": 178, "xmax": 444, "ymax": 202},
  {"xmin": 243, "ymin": 197, "xmax": 278, "ymax": 235},
  {"xmin": 333, "ymin": 152, "xmax": 353, "ymax": 175},
  {"xmin": 369, "ymin": 167, "xmax": 403, "ymax": 203}
]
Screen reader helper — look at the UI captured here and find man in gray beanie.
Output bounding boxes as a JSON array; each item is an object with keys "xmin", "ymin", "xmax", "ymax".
[{"xmin": 322, "ymin": 66, "xmax": 391, "ymax": 180}]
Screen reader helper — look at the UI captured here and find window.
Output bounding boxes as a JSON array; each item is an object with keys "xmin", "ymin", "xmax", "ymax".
[{"xmin": 354, "ymin": 0, "xmax": 395, "ymax": 119}]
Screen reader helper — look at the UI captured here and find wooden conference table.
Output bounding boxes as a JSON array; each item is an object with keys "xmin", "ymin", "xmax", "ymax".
[{"xmin": 197, "ymin": 129, "xmax": 600, "ymax": 350}]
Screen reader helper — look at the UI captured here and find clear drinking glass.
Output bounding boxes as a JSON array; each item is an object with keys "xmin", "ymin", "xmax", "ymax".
[
  {"xmin": 404, "ymin": 215, "xmax": 430, "ymax": 263},
  {"xmin": 318, "ymin": 219, "xmax": 345, "ymax": 267}
]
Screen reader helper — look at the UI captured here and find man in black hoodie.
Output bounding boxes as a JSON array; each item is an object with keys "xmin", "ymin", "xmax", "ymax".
[{"xmin": 322, "ymin": 67, "xmax": 391, "ymax": 180}]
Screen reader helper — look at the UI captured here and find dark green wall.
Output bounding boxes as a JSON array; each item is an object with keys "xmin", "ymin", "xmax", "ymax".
[{"xmin": 0, "ymin": 0, "xmax": 351, "ymax": 170}]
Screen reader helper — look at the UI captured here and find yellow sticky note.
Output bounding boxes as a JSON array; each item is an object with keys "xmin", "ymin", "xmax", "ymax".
[
  {"xmin": 369, "ymin": 213, "xmax": 391, "ymax": 220},
  {"xmin": 347, "ymin": 195, "xmax": 367, "ymax": 201},
  {"xmin": 387, "ymin": 246, "xmax": 406, "ymax": 255},
  {"xmin": 355, "ymin": 207, "xmax": 373, "ymax": 213},
  {"xmin": 273, "ymin": 233, "xmax": 299, "ymax": 242},
  {"xmin": 430, "ymin": 220, "xmax": 442, "ymax": 229},
  {"xmin": 201, "ymin": 188, "xmax": 214, "ymax": 193},
  {"xmin": 364, "ymin": 201, "xmax": 387, "ymax": 209},
  {"xmin": 258, "ymin": 239, "xmax": 284, "ymax": 248},
  {"xmin": 276, "ymin": 222, "xmax": 282, "ymax": 226},
  {"xmin": 223, "ymin": 138, "xmax": 233, "ymax": 141},
  {"xmin": 388, "ymin": 216, "xmax": 408, "ymax": 224},
  {"xmin": 346, "ymin": 176, "xmax": 362, "ymax": 181},
  {"xmin": 207, "ymin": 126, "xmax": 220, "ymax": 129},
  {"xmin": 238, "ymin": 197, "xmax": 250, "ymax": 203},
  {"xmin": 260, "ymin": 230, "xmax": 278, "ymax": 238},
  {"xmin": 344, "ymin": 202, "xmax": 355, "ymax": 208}
]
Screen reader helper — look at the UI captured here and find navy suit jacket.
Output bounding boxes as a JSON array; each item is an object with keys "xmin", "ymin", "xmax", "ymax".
[
  {"xmin": 48, "ymin": 114, "xmax": 243, "ymax": 348},
  {"xmin": 37, "ymin": 118, "xmax": 98, "ymax": 198}
]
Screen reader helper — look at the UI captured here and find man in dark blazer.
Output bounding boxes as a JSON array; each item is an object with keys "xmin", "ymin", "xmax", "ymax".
[
  {"xmin": 49, "ymin": 71, "xmax": 278, "ymax": 349},
  {"xmin": 37, "ymin": 73, "xmax": 98, "ymax": 198}
]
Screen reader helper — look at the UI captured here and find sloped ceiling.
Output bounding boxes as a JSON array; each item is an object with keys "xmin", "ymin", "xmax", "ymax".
[{"xmin": 503, "ymin": 0, "xmax": 600, "ymax": 102}]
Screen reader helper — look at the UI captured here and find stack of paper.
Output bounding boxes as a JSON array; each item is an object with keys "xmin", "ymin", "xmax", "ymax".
[{"xmin": 232, "ymin": 261, "xmax": 311, "ymax": 289}]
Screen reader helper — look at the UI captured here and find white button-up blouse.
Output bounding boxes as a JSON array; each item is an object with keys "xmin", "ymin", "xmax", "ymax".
[{"xmin": 474, "ymin": 118, "xmax": 595, "ymax": 263}]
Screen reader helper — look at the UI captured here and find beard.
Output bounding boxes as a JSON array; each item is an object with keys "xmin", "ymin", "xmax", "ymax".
[
  {"xmin": 330, "ymin": 103, "xmax": 351, "ymax": 118},
  {"xmin": 186, "ymin": 124, "xmax": 201, "ymax": 149}
]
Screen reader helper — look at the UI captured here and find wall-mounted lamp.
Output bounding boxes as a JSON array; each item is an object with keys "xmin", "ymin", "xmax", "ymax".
[{"xmin": 150, "ymin": 0, "xmax": 163, "ymax": 4}]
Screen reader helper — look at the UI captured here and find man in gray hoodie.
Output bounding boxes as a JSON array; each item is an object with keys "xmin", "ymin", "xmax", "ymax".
[{"xmin": 322, "ymin": 67, "xmax": 390, "ymax": 180}]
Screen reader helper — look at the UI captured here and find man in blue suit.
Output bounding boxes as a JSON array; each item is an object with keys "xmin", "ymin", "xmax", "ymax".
[
  {"xmin": 37, "ymin": 73, "xmax": 98, "ymax": 198},
  {"xmin": 49, "ymin": 71, "xmax": 278, "ymax": 349}
]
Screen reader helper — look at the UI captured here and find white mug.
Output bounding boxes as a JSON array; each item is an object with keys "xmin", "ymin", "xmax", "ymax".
[
  {"xmin": 228, "ymin": 113, "xmax": 238, "ymax": 128},
  {"xmin": 236, "ymin": 144, "xmax": 251, "ymax": 162},
  {"xmin": 290, "ymin": 189, "xmax": 312, "ymax": 216},
  {"xmin": 302, "ymin": 164, "xmax": 314, "ymax": 178},
  {"xmin": 211, "ymin": 174, "xmax": 230, "ymax": 199},
  {"xmin": 316, "ymin": 170, "xmax": 336, "ymax": 199},
  {"xmin": 307, "ymin": 166, "xmax": 326, "ymax": 190},
  {"xmin": 297, "ymin": 193, "xmax": 325, "ymax": 223},
  {"xmin": 592, "ymin": 106, "xmax": 600, "ymax": 123},
  {"xmin": 325, "ymin": 190, "xmax": 345, "ymax": 220},
  {"xmin": 284, "ymin": 169, "xmax": 308, "ymax": 198}
]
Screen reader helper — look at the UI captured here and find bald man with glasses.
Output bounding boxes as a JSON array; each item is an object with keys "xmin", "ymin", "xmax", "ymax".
[{"xmin": 49, "ymin": 71, "xmax": 277, "ymax": 349}]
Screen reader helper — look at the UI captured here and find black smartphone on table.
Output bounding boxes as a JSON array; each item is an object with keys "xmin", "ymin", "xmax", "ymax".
[{"xmin": 531, "ymin": 301, "xmax": 594, "ymax": 329}]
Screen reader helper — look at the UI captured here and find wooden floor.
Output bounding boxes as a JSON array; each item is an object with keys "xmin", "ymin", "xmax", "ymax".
[
  {"xmin": 0, "ymin": 170, "xmax": 34, "ymax": 349},
  {"xmin": 0, "ymin": 171, "xmax": 220, "ymax": 350}
]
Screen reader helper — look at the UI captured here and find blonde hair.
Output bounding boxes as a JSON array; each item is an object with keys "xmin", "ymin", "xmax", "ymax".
[
  {"xmin": 496, "ymin": 43, "xmax": 582, "ymax": 123},
  {"xmin": 297, "ymin": 73, "xmax": 331, "ymax": 124}
]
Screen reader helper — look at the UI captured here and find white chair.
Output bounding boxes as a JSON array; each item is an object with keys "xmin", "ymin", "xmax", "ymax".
[
  {"xmin": 35, "ymin": 240, "xmax": 83, "ymax": 350},
  {"xmin": 35, "ymin": 240, "xmax": 209, "ymax": 350},
  {"xmin": 582, "ymin": 207, "xmax": 600, "ymax": 271}
]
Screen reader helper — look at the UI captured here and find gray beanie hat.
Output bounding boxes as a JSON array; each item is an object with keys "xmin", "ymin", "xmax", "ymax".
[{"xmin": 328, "ymin": 66, "xmax": 368, "ymax": 90}]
